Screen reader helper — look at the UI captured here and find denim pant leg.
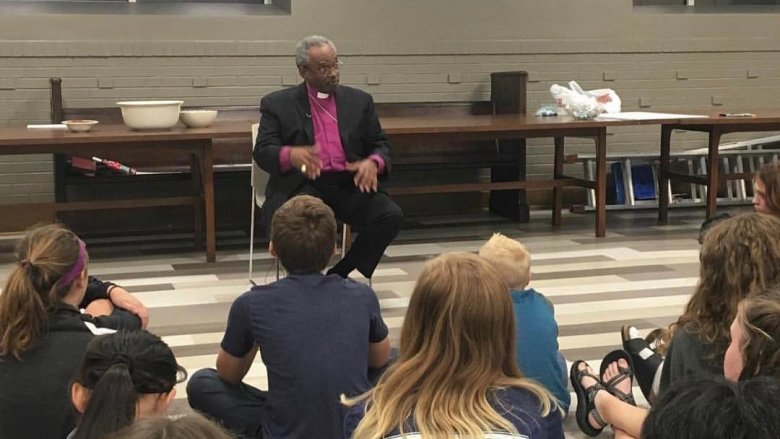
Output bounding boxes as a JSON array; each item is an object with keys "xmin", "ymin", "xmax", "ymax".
[{"xmin": 187, "ymin": 368, "xmax": 267, "ymax": 438}]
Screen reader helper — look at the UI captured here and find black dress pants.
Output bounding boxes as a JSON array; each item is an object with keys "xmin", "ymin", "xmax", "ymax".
[{"xmin": 294, "ymin": 172, "xmax": 403, "ymax": 278}]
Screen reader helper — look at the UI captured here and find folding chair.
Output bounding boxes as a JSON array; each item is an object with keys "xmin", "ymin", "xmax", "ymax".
[
  {"xmin": 248, "ymin": 124, "xmax": 353, "ymax": 284},
  {"xmin": 248, "ymin": 123, "xmax": 271, "ymax": 284}
]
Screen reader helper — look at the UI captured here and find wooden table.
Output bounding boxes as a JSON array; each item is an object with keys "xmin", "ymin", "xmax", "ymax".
[
  {"xmin": 658, "ymin": 113, "xmax": 780, "ymax": 223},
  {"xmin": 382, "ymin": 113, "xmax": 676, "ymax": 237},
  {"xmin": 0, "ymin": 121, "xmax": 253, "ymax": 262},
  {"xmin": 6, "ymin": 112, "xmax": 746, "ymax": 258}
]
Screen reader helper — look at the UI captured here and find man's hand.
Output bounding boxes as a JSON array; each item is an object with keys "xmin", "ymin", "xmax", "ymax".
[
  {"xmin": 108, "ymin": 286, "xmax": 149, "ymax": 329},
  {"xmin": 289, "ymin": 146, "xmax": 321, "ymax": 180},
  {"xmin": 346, "ymin": 159, "xmax": 378, "ymax": 193}
]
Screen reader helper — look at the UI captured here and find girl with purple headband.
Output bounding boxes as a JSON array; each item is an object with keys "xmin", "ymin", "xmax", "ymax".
[{"xmin": 0, "ymin": 223, "xmax": 143, "ymax": 439}]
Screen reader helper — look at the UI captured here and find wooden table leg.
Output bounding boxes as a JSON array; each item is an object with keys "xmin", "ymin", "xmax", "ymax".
[
  {"xmin": 190, "ymin": 153, "xmax": 204, "ymax": 252},
  {"xmin": 595, "ymin": 128, "xmax": 607, "ymax": 238},
  {"xmin": 201, "ymin": 141, "xmax": 216, "ymax": 263},
  {"xmin": 552, "ymin": 136, "xmax": 564, "ymax": 226},
  {"xmin": 658, "ymin": 125, "xmax": 673, "ymax": 224},
  {"xmin": 706, "ymin": 127, "xmax": 722, "ymax": 219}
]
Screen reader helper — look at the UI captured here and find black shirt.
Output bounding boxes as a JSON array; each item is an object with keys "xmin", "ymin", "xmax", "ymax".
[{"xmin": 0, "ymin": 304, "xmax": 96, "ymax": 439}]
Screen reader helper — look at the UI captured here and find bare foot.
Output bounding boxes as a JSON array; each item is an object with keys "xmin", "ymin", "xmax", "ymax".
[
  {"xmin": 577, "ymin": 361, "xmax": 608, "ymax": 431},
  {"xmin": 603, "ymin": 358, "xmax": 632, "ymax": 397}
]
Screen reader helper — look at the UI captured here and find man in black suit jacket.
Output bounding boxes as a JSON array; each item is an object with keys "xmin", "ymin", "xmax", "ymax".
[{"xmin": 254, "ymin": 35, "xmax": 403, "ymax": 279}]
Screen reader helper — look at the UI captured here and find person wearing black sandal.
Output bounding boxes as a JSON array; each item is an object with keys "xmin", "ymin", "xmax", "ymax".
[
  {"xmin": 620, "ymin": 325, "xmax": 664, "ymax": 403},
  {"xmin": 619, "ymin": 213, "xmax": 780, "ymax": 404},
  {"xmin": 571, "ymin": 286, "xmax": 780, "ymax": 439},
  {"xmin": 570, "ymin": 350, "xmax": 639, "ymax": 438}
]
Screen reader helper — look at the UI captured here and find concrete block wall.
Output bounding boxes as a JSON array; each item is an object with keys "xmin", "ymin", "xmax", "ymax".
[{"xmin": 1, "ymin": 0, "xmax": 779, "ymax": 205}]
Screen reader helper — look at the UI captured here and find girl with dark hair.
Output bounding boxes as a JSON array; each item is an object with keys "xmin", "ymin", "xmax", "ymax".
[
  {"xmin": 753, "ymin": 160, "xmax": 780, "ymax": 216},
  {"xmin": 69, "ymin": 330, "xmax": 187, "ymax": 439},
  {"xmin": 641, "ymin": 376, "xmax": 780, "ymax": 439},
  {"xmin": 0, "ymin": 224, "xmax": 100, "ymax": 439}
]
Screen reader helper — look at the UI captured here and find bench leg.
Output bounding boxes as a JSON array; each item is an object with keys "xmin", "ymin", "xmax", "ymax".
[
  {"xmin": 594, "ymin": 128, "xmax": 607, "ymax": 238},
  {"xmin": 190, "ymin": 153, "xmax": 204, "ymax": 252},
  {"xmin": 706, "ymin": 127, "xmax": 722, "ymax": 219},
  {"xmin": 489, "ymin": 138, "xmax": 529, "ymax": 222},
  {"xmin": 202, "ymin": 142, "xmax": 217, "ymax": 262},
  {"xmin": 658, "ymin": 125, "xmax": 673, "ymax": 224},
  {"xmin": 552, "ymin": 136, "xmax": 564, "ymax": 227}
]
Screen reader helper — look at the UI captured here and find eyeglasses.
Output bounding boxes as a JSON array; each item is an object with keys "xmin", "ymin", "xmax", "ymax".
[{"xmin": 313, "ymin": 58, "xmax": 344, "ymax": 74}]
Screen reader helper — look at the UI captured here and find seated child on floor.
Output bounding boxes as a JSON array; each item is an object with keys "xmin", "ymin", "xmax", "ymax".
[
  {"xmin": 0, "ymin": 224, "xmax": 144, "ymax": 439},
  {"xmin": 69, "ymin": 330, "xmax": 186, "ymax": 439},
  {"xmin": 187, "ymin": 195, "xmax": 391, "ymax": 439},
  {"xmin": 479, "ymin": 233, "xmax": 570, "ymax": 411}
]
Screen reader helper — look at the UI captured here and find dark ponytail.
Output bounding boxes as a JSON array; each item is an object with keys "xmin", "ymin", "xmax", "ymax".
[
  {"xmin": 72, "ymin": 331, "xmax": 187, "ymax": 439},
  {"xmin": 73, "ymin": 364, "xmax": 137, "ymax": 439},
  {"xmin": 0, "ymin": 224, "xmax": 82, "ymax": 359}
]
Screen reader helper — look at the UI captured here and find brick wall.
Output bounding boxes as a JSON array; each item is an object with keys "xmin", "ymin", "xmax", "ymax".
[{"xmin": 1, "ymin": 0, "xmax": 779, "ymax": 205}]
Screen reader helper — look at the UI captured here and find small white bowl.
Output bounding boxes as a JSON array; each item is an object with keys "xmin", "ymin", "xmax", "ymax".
[
  {"xmin": 116, "ymin": 100, "xmax": 183, "ymax": 130},
  {"xmin": 180, "ymin": 110, "xmax": 218, "ymax": 128},
  {"xmin": 63, "ymin": 119, "xmax": 99, "ymax": 133}
]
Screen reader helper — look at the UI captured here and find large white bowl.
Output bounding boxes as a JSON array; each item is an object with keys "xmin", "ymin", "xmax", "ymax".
[
  {"xmin": 180, "ymin": 110, "xmax": 218, "ymax": 128},
  {"xmin": 116, "ymin": 100, "xmax": 183, "ymax": 130}
]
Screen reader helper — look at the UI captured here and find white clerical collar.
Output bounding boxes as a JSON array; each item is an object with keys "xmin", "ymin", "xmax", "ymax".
[{"xmin": 316, "ymin": 92, "xmax": 330, "ymax": 99}]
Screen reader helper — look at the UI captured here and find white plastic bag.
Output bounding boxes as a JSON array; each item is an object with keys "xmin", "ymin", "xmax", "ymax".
[
  {"xmin": 549, "ymin": 84, "xmax": 581, "ymax": 116},
  {"xmin": 571, "ymin": 81, "xmax": 621, "ymax": 114},
  {"xmin": 549, "ymin": 81, "xmax": 622, "ymax": 116}
]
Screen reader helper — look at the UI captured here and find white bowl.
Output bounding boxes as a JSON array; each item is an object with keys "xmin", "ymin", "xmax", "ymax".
[
  {"xmin": 63, "ymin": 119, "xmax": 99, "ymax": 133},
  {"xmin": 116, "ymin": 100, "xmax": 183, "ymax": 130},
  {"xmin": 180, "ymin": 110, "xmax": 218, "ymax": 128}
]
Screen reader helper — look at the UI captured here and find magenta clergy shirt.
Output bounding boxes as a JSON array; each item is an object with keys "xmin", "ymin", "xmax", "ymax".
[{"xmin": 278, "ymin": 84, "xmax": 385, "ymax": 174}]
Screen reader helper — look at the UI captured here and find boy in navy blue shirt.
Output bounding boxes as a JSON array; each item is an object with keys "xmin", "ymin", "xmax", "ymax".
[
  {"xmin": 479, "ymin": 233, "xmax": 570, "ymax": 411},
  {"xmin": 187, "ymin": 195, "xmax": 391, "ymax": 439}
]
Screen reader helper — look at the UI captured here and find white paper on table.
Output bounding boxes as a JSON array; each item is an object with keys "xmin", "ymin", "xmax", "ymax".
[
  {"xmin": 596, "ymin": 112, "xmax": 708, "ymax": 121},
  {"xmin": 27, "ymin": 124, "xmax": 67, "ymax": 129}
]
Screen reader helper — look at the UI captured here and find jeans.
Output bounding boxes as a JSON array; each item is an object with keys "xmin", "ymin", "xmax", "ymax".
[{"xmin": 187, "ymin": 368, "xmax": 267, "ymax": 439}]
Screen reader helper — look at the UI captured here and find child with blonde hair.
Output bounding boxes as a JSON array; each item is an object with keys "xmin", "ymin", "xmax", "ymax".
[
  {"xmin": 479, "ymin": 233, "xmax": 569, "ymax": 411},
  {"xmin": 343, "ymin": 252, "xmax": 562, "ymax": 438}
]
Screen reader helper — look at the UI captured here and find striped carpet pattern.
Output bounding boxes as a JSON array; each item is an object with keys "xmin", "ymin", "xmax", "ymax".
[{"xmin": 0, "ymin": 207, "xmax": 719, "ymax": 438}]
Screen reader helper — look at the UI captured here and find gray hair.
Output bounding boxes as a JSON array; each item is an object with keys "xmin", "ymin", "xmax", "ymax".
[{"xmin": 295, "ymin": 35, "xmax": 336, "ymax": 68}]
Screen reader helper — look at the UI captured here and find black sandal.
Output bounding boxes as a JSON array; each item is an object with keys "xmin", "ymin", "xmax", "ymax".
[
  {"xmin": 570, "ymin": 360, "xmax": 609, "ymax": 437},
  {"xmin": 621, "ymin": 325, "xmax": 663, "ymax": 400},
  {"xmin": 599, "ymin": 349, "xmax": 637, "ymax": 406}
]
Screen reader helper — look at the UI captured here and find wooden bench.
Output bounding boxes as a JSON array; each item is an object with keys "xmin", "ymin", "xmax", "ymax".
[
  {"xmin": 380, "ymin": 71, "xmax": 529, "ymax": 220},
  {"xmin": 48, "ymin": 71, "xmax": 530, "ymax": 236},
  {"xmin": 50, "ymin": 77, "xmax": 259, "ymax": 236}
]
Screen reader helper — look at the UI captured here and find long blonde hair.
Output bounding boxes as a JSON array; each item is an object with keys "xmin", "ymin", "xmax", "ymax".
[{"xmin": 347, "ymin": 252, "xmax": 555, "ymax": 438}]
